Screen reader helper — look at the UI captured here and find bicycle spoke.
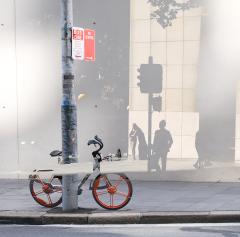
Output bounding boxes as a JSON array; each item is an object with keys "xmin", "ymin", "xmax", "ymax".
[
  {"xmin": 49, "ymin": 177, "xmax": 54, "ymax": 183},
  {"xmin": 52, "ymin": 185, "xmax": 62, "ymax": 189},
  {"xmin": 110, "ymin": 194, "xmax": 113, "ymax": 207},
  {"xmin": 103, "ymin": 175, "xmax": 111, "ymax": 187},
  {"xmin": 51, "ymin": 189, "xmax": 62, "ymax": 193},
  {"xmin": 46, "ymin": 194, "xmax": 52, "ymax": 205},
  {"xmin": 114, "ymin": 177, "xmax": 124, "ymax": 188},
  {"xmin": 115, "ymin": 191, "xmax": 128, "ymax": 197},
  {"xmin": 34, "ymin": 190, "xmax": 44, "ymax": 196},
  {"xmin": 51, "ymin": 185, "xmax": 62, "ymax": 193},
  {"xmin": 36, "ymin": 178, "xmax": 45, "ymax": 186},
  {"xmin": 96, "ymin": 191, "xmax": 108, "ymax": 196}
]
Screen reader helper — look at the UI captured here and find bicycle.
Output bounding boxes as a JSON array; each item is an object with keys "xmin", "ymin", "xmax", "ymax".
[{"xmin": 29, "ymin": 135, "xmax": 133, "ymax": 210}]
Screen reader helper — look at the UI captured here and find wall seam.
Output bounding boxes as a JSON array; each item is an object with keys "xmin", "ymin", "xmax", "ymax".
[{"xmin": 13, "ymin": 0, "xmax": 20, "ymax": 177}]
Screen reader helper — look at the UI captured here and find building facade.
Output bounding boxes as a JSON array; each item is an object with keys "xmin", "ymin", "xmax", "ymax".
[{"xmin": 1, "ymin": 0, "xmax": 240, "ymax": 181}]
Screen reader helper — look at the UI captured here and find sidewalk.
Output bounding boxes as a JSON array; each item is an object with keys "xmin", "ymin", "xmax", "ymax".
[
  {"xmin": 1, "ymin": 179, "xmax": 240, "ymax": 224},
  {"xmin": 2, "ymin": 159, "xmax": 240, "ymax": 182}
]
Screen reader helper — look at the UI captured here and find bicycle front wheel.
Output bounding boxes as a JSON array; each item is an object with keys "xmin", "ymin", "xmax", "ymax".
[
  {"xmin": 92, "ymin": 173, "xmax": 132, "ymax": 210},
  {"xmin": 29, "ymin": 176, "xmax": 62, "ymax": 208}
]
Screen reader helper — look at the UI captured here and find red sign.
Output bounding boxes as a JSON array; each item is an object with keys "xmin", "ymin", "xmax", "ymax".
[
  {"xmin": 84, "ymin": 29, "xmax": 95, "ymax": 61},
  {"xmin": 72, "ymin": 27, "xmax": 84, "ymax": 60},
  {"xmin": 72, "ymin": 28, "xmax": 84, "ymax": 40}
]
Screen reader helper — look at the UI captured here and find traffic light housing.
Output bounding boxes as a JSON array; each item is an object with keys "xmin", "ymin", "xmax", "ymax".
[{"xmin": 137, "ymin": 57, "xmax": 163, "ymax": 94}]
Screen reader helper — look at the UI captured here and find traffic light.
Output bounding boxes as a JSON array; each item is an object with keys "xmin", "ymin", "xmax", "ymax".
[{"xmin": 137, "ymin": 56, "xmax": 163, "ymax": 94}]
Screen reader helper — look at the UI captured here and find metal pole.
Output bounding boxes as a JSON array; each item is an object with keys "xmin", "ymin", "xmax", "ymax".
[
  {"xmin": 148, "ymin": 57, "xmax": 153, "ymax": 161},
  {"xmin": 148, "ymin": 93, "xmax": 152, "ymax": 160},
  {"xmin": 61, "ymin": 0, "xmax": 79, "ymax": 211}
]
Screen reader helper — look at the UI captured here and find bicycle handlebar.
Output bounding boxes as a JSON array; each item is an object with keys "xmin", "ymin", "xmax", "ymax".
[
  {"xmin": 94, "ymin": 135, "xmax": 103, "ymax": 147},
  {"xmin": 87, "ymin": 135, "xmax": 104, "ymax": 159},
  {"xmin": 87, "ymin": 139, "xmax": 98, "ymax": 146}
]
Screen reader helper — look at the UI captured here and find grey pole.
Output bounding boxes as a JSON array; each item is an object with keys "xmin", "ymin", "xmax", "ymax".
[
  {"xmin": 148, "ymin": 93, "xmax": 152, "ymax": 161},
  {"xmin": 148, "ymin": 57, "xmax": 153, "ymax": 161},
  {"xmin": 60, "ymin": 0, "xmax": 79, "ymax": 211}
]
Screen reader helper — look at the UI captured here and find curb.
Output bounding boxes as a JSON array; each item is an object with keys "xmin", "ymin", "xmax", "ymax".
[
  {"xmin": 0, "ymin": 211, "xmax": 45, "ymax": 225},
  {"xmin": 1, "ymin": 211, "xmax": 240, "ymax": 225}
]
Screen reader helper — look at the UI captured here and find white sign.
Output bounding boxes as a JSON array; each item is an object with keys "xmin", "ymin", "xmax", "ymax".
[{"xmin": 72, "ymin": 27, "xmax": 84, "ymax": 60}]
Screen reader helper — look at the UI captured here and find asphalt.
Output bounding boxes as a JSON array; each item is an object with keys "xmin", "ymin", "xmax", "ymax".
[
  {"xmin": 1, "ymin": 179, "xmax": 240, "ymax": 224},
  {"xmin": 2, "ymin": 223, "xmax": 240, "ymax": 237}
]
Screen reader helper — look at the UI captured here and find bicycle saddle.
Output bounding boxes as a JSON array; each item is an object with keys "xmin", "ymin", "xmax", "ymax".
[{"xmin": 50, "ymin": 150, "xmax": 62, "ymax": 157}]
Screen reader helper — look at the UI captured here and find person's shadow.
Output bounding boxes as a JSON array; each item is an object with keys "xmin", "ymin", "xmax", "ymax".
[
  {"xmin": 194, "ymin": 130, "xmax": 204, "ymax": 169},
  {"xmin": 194, "ymin": 130, "xmax": 212, "ymax": 169},
  {"xmin": 129, "ymin": 123, "xmax": 148, "ymax": 160},
  {"xmin": 148, "ymin": 120, "xmax": 173, "ymax": 172}
]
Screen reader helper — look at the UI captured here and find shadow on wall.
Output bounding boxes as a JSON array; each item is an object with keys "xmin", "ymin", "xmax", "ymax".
[
  {"xmin": 129, "ymin": 120, "xmax": 173, "ymax": 172},
  {"xmin": 129, "ymin": 123, "xmax": 147, "ymax": 161},
  {"xmin": 148, "ymin": 0, "xmax": 203, "ymax": 28},
  {"xmin": 149, "ymin": 120, "xmax": 173, "ymax": 172},
  {"xmin": 73, "ymin": 0, "xmax": 130, "ymax": 160},
  {"xmin": 148, "ymin": 0, "xmax": 237, "ymax": 164},
  {"xmin": 193, "ymin": 130, "xmax": 212, "ymax": 169},
  {"xmin": 130, "ymin": 55, "xmax": 174, "ymax": 172},
  {"xmin": 129, "ymin": 0, "xmax": 237, "ymax": 176}
]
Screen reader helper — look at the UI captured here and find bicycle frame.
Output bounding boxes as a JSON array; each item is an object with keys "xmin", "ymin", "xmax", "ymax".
[
  {"xmin": 29, "ymin": 153, "xmax": 102, "ymax": 191},
  {"xmin": 78, "ymin": 153, "xmax": 108, "ymax": 192},
  {"xmin": 29, "ymin": 136, "xmax": 133, "ymax": 210}
]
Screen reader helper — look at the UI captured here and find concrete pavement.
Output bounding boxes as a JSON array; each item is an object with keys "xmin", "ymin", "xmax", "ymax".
[
  {"xmin": 2, "ymin": 159, "xmax": 240, "ymax": 182},
  {"xmin": 1, "ymin": 179, "xmax": 240, "ymax": 224}
]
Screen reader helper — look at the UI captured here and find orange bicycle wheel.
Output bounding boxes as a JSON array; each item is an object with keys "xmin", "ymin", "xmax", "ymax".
[
  {"xmin": 92, "ymin": 173, "xmax": 132, "ymax": 210},
  {"xmin": 29, "ymin": 177, "xmax": 62, "ymax": 208}
]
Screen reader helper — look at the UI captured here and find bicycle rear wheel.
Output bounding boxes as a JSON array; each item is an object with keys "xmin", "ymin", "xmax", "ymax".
[
  {"xmin": 29, "ymin": 176, "xmax": 62, "ymax": 208},
  {"xmin": 92, "ymin": 173, "xmax": 132, "ymax": 210}
]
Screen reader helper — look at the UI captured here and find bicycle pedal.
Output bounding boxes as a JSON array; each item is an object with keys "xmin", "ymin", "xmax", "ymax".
[{"xmin": 77, "ymin": 188, "xmax": 83, "ymax": 195}]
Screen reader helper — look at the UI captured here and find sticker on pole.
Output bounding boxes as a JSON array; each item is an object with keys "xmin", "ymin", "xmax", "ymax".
[
  {"xmin": 72, "ymin": 27, "xmax": 84, "ymax": 60},
  {"xmin": 84, "ymin": 29, "xmax": 95, "ymax": 61}
]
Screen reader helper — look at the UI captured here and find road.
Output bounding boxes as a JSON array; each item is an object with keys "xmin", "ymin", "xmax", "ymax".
[{"xmin": 1, "ymin": 223, "xmax": 240, "ymax": 237}]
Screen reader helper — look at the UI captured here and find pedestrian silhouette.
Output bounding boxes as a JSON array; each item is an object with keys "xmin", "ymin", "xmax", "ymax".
[
  {"xmin": 194, "ymin": 130, "xmax": 212, "ymax": 169},
  {"xmin": 129, "ymin": 123, "xmax": 148, "ymax": 160},
  {"xmin": 149, "ymin": 120, "xmax": 173, "ymax": 172},
  {"xmin": 194, "ymin": 130, "xmax": 204, "ymax": 169},
  {"xmin": 129, "ymin": 124, "xmax": 137, "ymax": 160}
]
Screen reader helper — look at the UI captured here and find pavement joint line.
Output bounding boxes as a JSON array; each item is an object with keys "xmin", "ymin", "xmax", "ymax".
[{"xmin": 28, "ymin": 223, "xmax": 240, "ymax": 228}]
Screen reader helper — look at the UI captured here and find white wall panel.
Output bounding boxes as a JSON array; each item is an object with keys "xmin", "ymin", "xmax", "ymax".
[
  {"xmin": 15, "ymin": 0, "xmax": 61, "ymax": 172},
  {"xmin": 0, "ymin": 0, "xmax": 18, "ymax": 175}
]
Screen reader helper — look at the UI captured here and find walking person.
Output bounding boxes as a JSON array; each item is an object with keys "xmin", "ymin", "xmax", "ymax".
[
  {"xmin": 129, "ymin": 124, "xmax": 137, "ymax": 160},
  {"xmin": 151, "ymin": 120, "xmax": 173, "ymax": 172},
  {"xmin": 129, "ymin": 123, "xmax": 148, "ymax": 160},
  {"xmin": 194, "ymin": 130, "xmax": 212, "ymax": 169},
  {"xmin": 194, "ymin": 130, "xmax": 204, "ymax": 169}
]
